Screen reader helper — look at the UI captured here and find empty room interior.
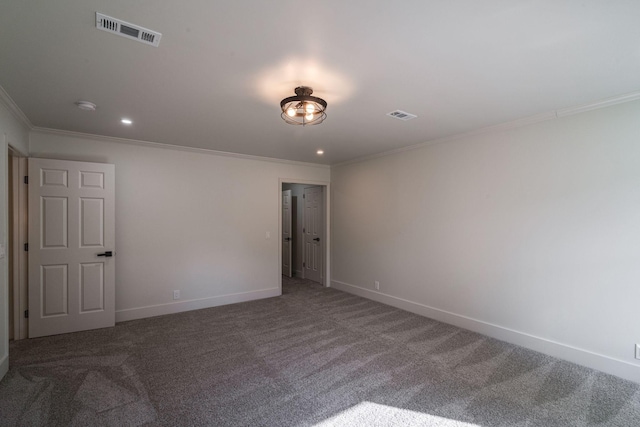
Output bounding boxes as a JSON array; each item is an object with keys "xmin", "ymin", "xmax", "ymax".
[{"xmin": 1, "ymin": 1, "xmax": 639, "ymax": 425}]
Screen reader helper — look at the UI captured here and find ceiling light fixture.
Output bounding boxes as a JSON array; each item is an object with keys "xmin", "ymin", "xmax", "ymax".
[
  {"xmin": 280, "ymin": 86, "xmax": 327, "ymax": 126},
  {"xmin": 121, "ymin": 118, "xmax": 133, "ymax": 125},
  {"xmin": 75, "ymin": 101, "xmax": 97, "ymax": 111},
  {"xmin": 316, "ymin": 150, "xmax": 324, "ymax": 155}
]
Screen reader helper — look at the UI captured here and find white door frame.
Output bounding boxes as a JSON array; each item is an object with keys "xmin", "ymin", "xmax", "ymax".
[
  {"xmin": 9, "ymin": 149, "xmax": 28, "ymax": 340},
  {"xmin": 278, "ymin": 178, "xmax": 330, "ymax": 292},
  {"xmin": 302, "ymin": 186, "xmax": 324, "ymax": 284},
  {"xmin": 281, "ymin": 189, "xmax": 292, "ymax": 278}
]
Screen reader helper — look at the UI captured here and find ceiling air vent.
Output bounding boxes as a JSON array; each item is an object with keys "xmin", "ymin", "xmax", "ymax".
[
  {"xmin": 387, "ymin": 110, "xmax": 417, "ymax": 121},
  {"xmin": 96, "ymin": 13, "xmax": 162, "ymax": 47}
]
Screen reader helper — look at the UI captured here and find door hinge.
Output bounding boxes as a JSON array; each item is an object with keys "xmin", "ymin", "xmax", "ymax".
[
  {"xmin": 24, "ymin": 310, "xmax": 28, "ymax": 319},
  {"xmin": 303, "ymin": 194, "xmax": 305, "ymax": 198},
  {"xmin": 303, "ymin": 262, "xmax": 305, "ymax": 267},
  {"xmin": 303, "ymin": 228, "xmax": 305, "ymax": 233},
  {"xmin": 24, "ymin": 243, "xmax": 28, "ymax": 252},
  {"xmin": 24, "ymin": 176, "xmax": 28, "ymax": 184}
]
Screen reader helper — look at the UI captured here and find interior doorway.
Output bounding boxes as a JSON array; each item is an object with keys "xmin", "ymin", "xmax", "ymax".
[{"xmin": 280, "ymin": 180, "xmax": 329, "ymax": 289}]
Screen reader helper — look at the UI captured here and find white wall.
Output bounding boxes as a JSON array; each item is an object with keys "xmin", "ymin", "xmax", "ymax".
[
  {"xmin": 0, "ymin": 98, "xmax": 30, "ymax": 380},
  {"xmin": 30, "ymin": 131, "xmax": 330, "ymax": 321},
  {"xmin": 0, "ymin": 99, "xmax": 29, "ymax": 157},
  {"xmin": 331, "ymin": 100, "xmax": 640, "ymax": 383}
]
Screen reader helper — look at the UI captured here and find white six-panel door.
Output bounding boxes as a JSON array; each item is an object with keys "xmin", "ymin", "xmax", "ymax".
[
  {"xmin": 282, "ymin": 189, "xmax": 292, "ymax": 278},
  {"xmin": 303, "ymin": 186, "xmax": 323, "ymax": 284},
  {"xmin": 28, "ymin": 158, "xmax": 115, "ymax": 338}
]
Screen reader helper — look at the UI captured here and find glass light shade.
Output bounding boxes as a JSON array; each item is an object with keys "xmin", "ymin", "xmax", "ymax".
[{"xmin": 280, "ymin": 86, "xmax": 327, "ymax": 126}]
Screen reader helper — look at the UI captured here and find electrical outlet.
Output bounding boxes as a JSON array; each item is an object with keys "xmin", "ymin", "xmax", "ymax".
[
  {"xmin": 375, "ymin": 281, "xmax": 380, "ymax": 290},
  {"xmin": 636, "ymin": 344, "xmax": 640, "ymax": 360},
  {"xmin": 173, "ymin": 290, "xmax": 180, "ymax": 300}
]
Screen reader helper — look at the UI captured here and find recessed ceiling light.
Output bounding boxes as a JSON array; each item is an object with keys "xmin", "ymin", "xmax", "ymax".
[
  {"xmin": 316, "ymin": 150, "xmax": 324, "ymax": 155},
  {"xmin": 75, "ymin": 101, "xmax": 96, "ymax": 111},
  {"xmin": 121, "ymin": 118, "xmax": 133, "ymax": 125}
]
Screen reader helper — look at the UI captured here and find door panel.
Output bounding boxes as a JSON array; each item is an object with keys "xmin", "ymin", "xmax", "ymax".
[
  {"xmin": 80, "ymin": 263, "xmax": 104, "ymax": 312},
  {"xmin": 80, "ymin": 171, "xmax": 104, "ymax": 188},
  {"xmin": 80, "ymin": 198, "xmax": 104, "ymax": 247},
  {"xmin": 42, "ymin": 264, "xmax": 68, "ymax": 316},
  {"xmin": 41, "ymin": 168, "xmax": 68, "ymax": 187},
  {"xmin": 29, "ymin": 158, "xmax": 115, "ymax": 338},
  {"xmin": 42, "ymin": 197, "xmax": 68, "ymax": 248}
]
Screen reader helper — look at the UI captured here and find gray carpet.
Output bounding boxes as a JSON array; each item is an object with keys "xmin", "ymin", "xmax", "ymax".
[{"xmin": 1, "ymin": 276, "xmax": 639, "ymax": 426}]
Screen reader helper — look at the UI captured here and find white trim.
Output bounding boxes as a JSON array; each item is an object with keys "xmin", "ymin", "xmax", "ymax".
[
  {"xmin": 31, "ymin": 127, "xmax": 330, "ymax": 169},
  {"xmin": 556, "ymin": 91, "xmax": 640, "ymax": 117},
  {"xmin": 0, "ymin": 86, "xmax": 33, "ymax": 130},
  {"xmin": 115, "ymin": 287, "xmax": 280, "ymax": 322},
  {"xmin": 0, "ymin": 353, "xmax": 8, "ymax": 380},
  {"xmin": 1, "ymin": 135, "xmax": 7, "ymax": 381},
  {"xmin": 8, "ymin": 143, "xmax": 28, "ymax": 159},
  {"xmin": 9, "ymin": 154, "xmax": 18, "ymax": 340},
  {"xmin": 7, "ymin": 82, "xmax": 639, "ymax": 169},
  {"xmin": 17, "ymin": 157, "xmax": 28, "ymax": 339},
  {"xmin": 278, "ymin": 179, "xmax": 331, "ymax": 292},
  {"xmin": 332, "ymin": 111, "xmax": 558, "ymax": 169},
  {"xmin": 332, "ymin": 90, "xmax": 640, "ymax": 169},
  {"xmin": 10, "ymin": 154, "xmax": 28, "ymax": 340},
  {"xmin": 331, "ymin": 280, "xmax": 640, "ymax": 384}
]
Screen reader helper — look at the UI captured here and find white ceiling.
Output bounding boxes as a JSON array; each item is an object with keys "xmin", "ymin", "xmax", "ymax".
[{"xmin": 1, "ymin": 1, "xmax": 640, "ymax": 165}]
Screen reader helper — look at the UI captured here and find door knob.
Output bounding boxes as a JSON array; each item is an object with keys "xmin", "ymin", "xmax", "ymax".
[
  {"xmin": 284, "ymin": 237, "xmax": 291, "ymax": 241},
  {"xmin": 313, "ymin": 238, "xmax": 320, "ymax": 242},
  {"xmin": 97, "ymin": 251, "xmax": 113, "ymax": 257}
]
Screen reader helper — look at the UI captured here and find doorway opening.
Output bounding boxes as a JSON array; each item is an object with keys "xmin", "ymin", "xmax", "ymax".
[{"xmin": 279, "ymin": 180, "xmax": 330, "ymax": 292}]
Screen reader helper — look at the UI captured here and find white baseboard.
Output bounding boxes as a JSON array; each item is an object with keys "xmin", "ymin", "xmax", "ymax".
[
  {"xmin": 331, "ymin": 280, "xmax": 640, "ymax": 384},
  {"xmin": 116, "ymin": 287, "xmax": 280, "ymax": 322},
  {"xmin": 0, "ymin": 352, "xmax": 8, "ymax": 380}
]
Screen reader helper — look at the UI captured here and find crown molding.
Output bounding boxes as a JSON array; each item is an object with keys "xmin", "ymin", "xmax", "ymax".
[
  {"xmin": 31, "ymin": 127, "xmax": 330, "ymax": 169},
  {"xmin": 0, "ymin": 85, "xmax": 34, "ymax": 130},
  {"xmin": 6, "ymin": 77, "xmax": 639, "ymax": 171},
  {"xmin": 556, "ymin": 91, "xmax": 640, "ymax": 117},
  {"xmin": 333, "ymin": 90, "xmax": 640, "ymax": 169},
  {"xmin": 331, "ymin": 111, "xmax": 556, "ymax": 168}
]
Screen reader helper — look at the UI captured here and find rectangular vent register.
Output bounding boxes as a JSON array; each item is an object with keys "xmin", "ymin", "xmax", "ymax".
[
  {"xmin": 387, "ymin": 110, "xmax": 418, "ymax": 121},
  {"xmin": 96, "ymin": 12, "xmax": 162, "ymax": 47}
]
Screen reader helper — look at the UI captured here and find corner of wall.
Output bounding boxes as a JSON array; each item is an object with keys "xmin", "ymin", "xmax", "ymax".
[
  {"xmin": 331, "ymin": 280, "xmax": 640, "ymax": 384},
  {"xmin": 116, "ymin": 287, "xmax": 281, "ymax": 322}
]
